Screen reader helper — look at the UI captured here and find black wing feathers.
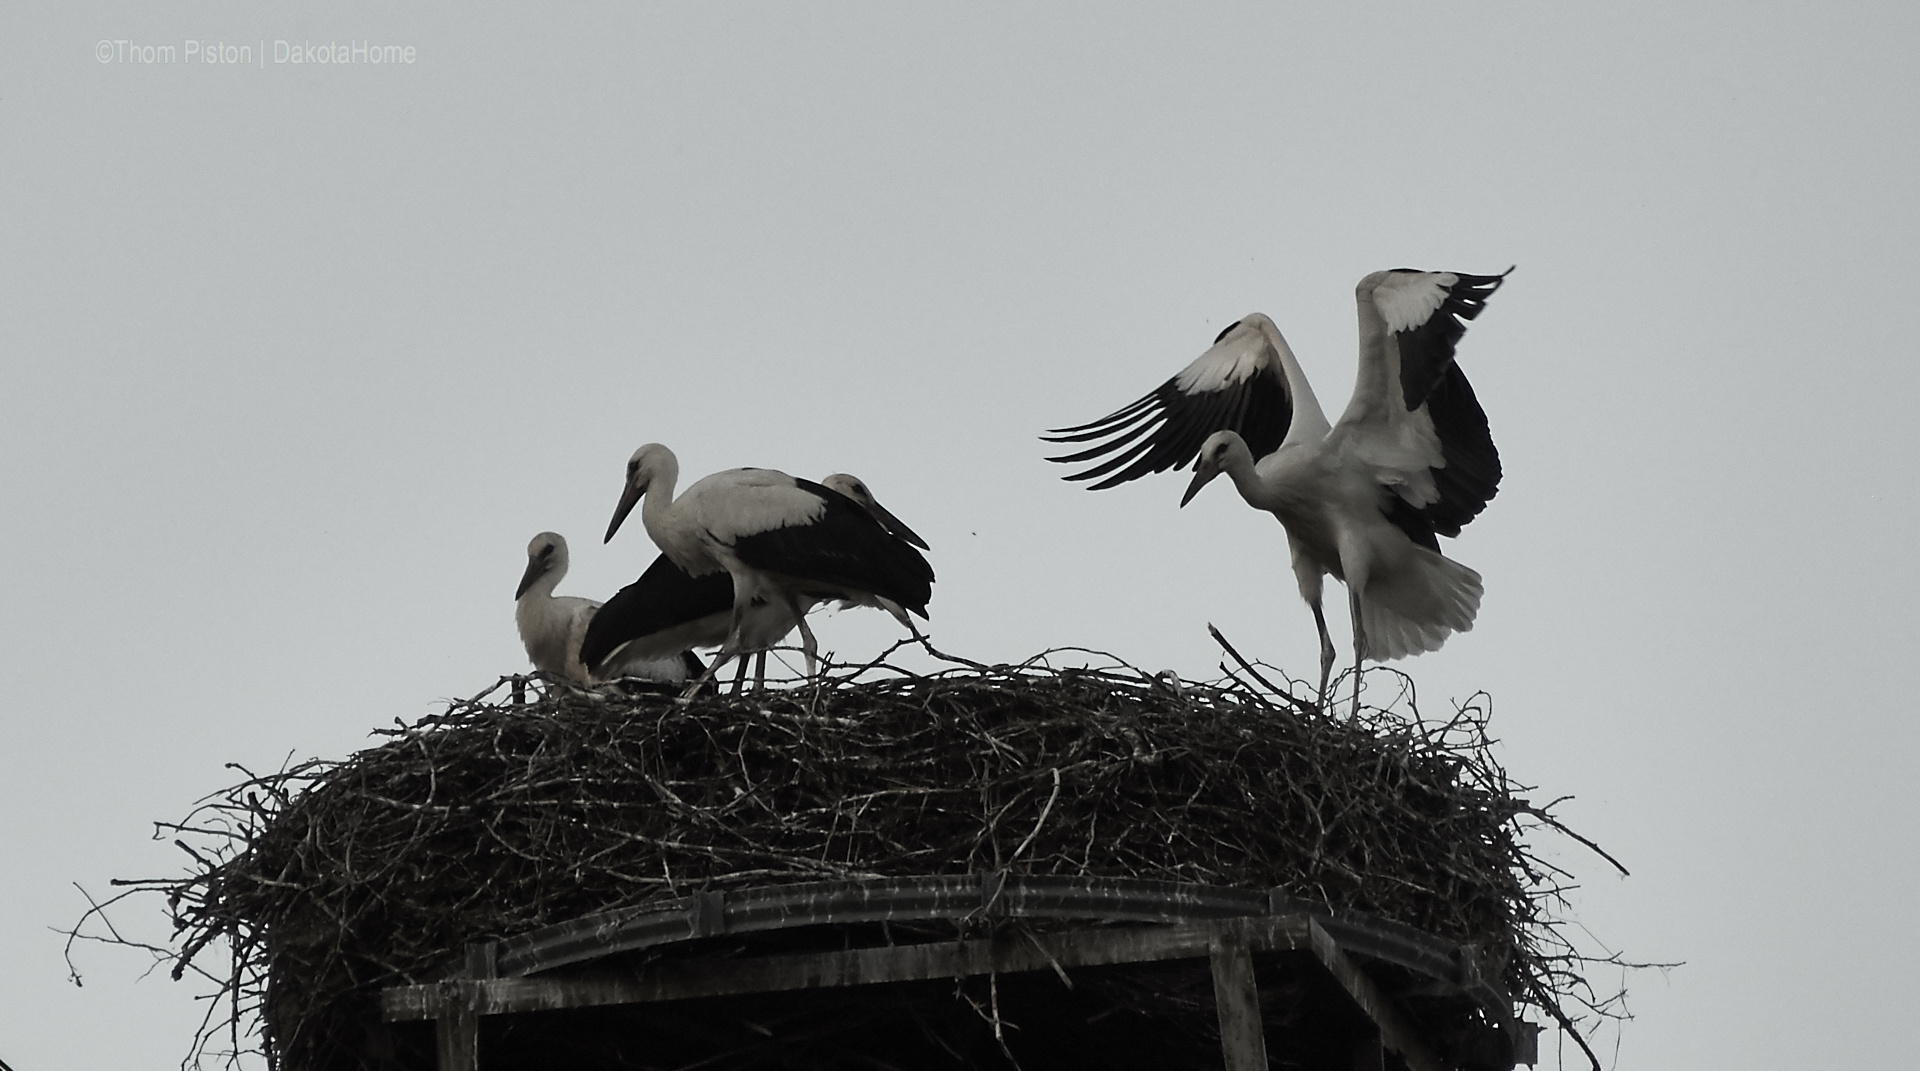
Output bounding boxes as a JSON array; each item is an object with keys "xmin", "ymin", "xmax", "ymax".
[
  {"xmin": 1381, "ymin": 493, "xmax": 1441, "ymax": 553},
  {"xmin": 1043, "ymin": 349, "xmax": 1292, "ymax": 490},
  {"xmin": 1395, "ymin": 269, "xmax": 1509, "ymax": 412},
  {"xmin": 1043, "ymin": 393, "xmax": 1161, "ymax": 439},
  {"xmin": 1420, "ymin": 363, "xmax": 1500, "ymax": 537},
  {"xmin": 1387, "ymin": 269, "xmax": 1509, "ymax": 538},
  {"xmin": 730, "ymin": 481, "xmax": 935, "ymax": 616},
  {"xmin": 579, "ymin": 554, "xmax": 732, "ymax": 672}
]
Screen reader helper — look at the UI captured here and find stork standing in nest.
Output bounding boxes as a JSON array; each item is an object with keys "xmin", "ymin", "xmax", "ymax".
[
  {"xmin": 1045, "ymin": 268, "xmax": 1510, "ymax": 707},
  {"xmin": 602, "ymin": 446, "xmax": 934, "ymax": 694},
  {"xmin": 582, "ymin": 473, "xmax": 929, "ymax": 692}
]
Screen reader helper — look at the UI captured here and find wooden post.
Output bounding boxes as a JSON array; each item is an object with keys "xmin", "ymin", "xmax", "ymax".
[
  {"xmin": 434, "ymin": 943, "xmax": 494, "ymax": 1071},
  {"xmin": 1308, "ymin": 921, "xmax": 1444, "ymax": 1071},
  {"xmin": 1208, "ymin": 922, "xmax": 1268, "ymax": 1071},
  {"xmin": 434, "ymin": 983, "xmax": 480, "ymax": 1071}
]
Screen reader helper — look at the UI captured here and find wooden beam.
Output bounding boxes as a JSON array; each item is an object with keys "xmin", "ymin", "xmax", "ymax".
[
  {"xmin": 382, "ymin": 875, "xmax": 1528, "ymax": 1070},
  {"xmin": 1207, "ymin": 921, "xmax": 1269, "ymax": 1071},
  {"xmin": 491, "ymin": 874, "xmax": 1270, "ymax": 979},
  {"xmin": 466, "ymin": 873, "xmax": 1517, "ymax": 1051},
  {"xmin": 1308, "ymin": 921, "xmax": 1445, "ymax": 1071},
  {"xmin": 388, "ymin": 917, "xmax": 1313, "ymax": 1022}
]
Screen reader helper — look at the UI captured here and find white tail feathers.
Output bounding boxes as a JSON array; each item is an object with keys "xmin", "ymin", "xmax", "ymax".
[
  {"xmin": 1358, "ymin": 549, "xmax": 1483, "ymax": 661},
  {"xmin": 593, "ymin": 639, "xmax": 696, "ymax": 685}
]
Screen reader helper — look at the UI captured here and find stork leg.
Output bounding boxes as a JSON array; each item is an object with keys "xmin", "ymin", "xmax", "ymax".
[
  {"xmin": 1347, "ymin": 584, "xmax": 1368, "ymax": 716},
  {"xmin": 680, "ymin": 654, "xmax": 727, "ymax": 700},
  {"xmin": 1331, "ymin": 532, "xmax": 1372, "ymax": 719},
  {"xmin": 1290, "ymin": 548, "xmax": 1336, "ymax": 710},
  {"xmin": 1309, "ymin": 598, "xmax": 1336, "ymax": 709},
  {"xmin": 729, "ymin": 656, "xmax": 749, "ymax": 694},
  {"xmin": 780, "ymin": 591, "xmax": 819, "ymax": 678},
  {"xmin": 688, "ymin": 598, "xmax": 752, "ymax": 700},
  {"xmin": 753, "ymin": 650, "xmax": 768, "ymax": 690}
]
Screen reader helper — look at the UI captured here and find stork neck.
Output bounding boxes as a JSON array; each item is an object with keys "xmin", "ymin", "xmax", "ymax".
[
  {"xmin": 638, "ymin": 457, "xmax": 679, "ymax": 546},
  {"xmin": 1221, "ymin": 446, "xmax": 1272, "ymax": 506}
]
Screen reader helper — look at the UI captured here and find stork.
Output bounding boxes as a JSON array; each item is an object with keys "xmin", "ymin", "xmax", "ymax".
[
  {"xmin": 582, "ymin": 472, "xmax": 930, "ymax": 691},
  {"xmin": 514, "ymin": 532, "xmax": 699, "ymax": 686},
  {"xmin": 600, "ymin": 447, "xmax": 934, "ymax": 692},
  {"xmin": 1044, "ymin": 268, "xmax": 1509, "ymax": 706}
]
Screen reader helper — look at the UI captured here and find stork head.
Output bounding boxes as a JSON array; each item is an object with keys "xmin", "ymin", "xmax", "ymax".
[
  {"xmin": 821, "ymin": 473, "xmax": 930, "ymax": 550},
  {"xmin": 1181, "ymin": 431, "xmax": 1242, "ymax": 507},
  {"xmin": 606, "ymin": 443, "xmax": 674, "ymax": 543},
  {"xmin": 517, "ymin": 531, "xmax": 568, "ymax": 599}
]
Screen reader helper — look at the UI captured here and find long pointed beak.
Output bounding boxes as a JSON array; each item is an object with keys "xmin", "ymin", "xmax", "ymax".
[
  {"xmin": 1180, "ymin": 462, "xmax": 1221, "ymax": 508},
  {"xmin": 870, "ymin": 502, "xmax": 930, "ymax": 550},
  {"xmin": 605, "ymin": 482, "xmax": 642, "ymax": 543},
  {"xmin": 514, "ymin": 556, "xmax": 547, "ymax": 600}
]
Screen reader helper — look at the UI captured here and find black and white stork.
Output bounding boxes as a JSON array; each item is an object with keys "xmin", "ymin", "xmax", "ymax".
[
  {"xmin": 598, "ymin": 447, "xmax": 935, "ymax": 692},
  {"xmin": 582, "ymin": 473, "xmax": 931, "ymax": 691},
  {"xmin": 514, "ymin": 532, "xmax": 699, "ymax": 686},
  {"xmin": 1044, "ymin": 268, "xmax": 1510, "ymax": 705}
]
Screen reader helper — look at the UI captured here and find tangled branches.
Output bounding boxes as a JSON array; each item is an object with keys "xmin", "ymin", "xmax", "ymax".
[{"xmin": 70, "ymin": 647, "xmax": 1633, "ymax": 1070}]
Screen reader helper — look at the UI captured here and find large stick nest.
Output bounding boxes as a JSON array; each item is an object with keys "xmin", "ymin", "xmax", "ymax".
[{"xmin": 78, "ymin": 648, "xmax": 1626, "ymax": 1070}]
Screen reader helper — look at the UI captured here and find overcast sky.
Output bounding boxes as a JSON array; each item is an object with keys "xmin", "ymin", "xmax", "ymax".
[{"xmin": 5, "ymin": 3, "xmax": 1917, "ymax": 1068}]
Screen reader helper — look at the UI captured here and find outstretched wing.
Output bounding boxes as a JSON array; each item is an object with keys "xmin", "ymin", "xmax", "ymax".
[
  {"xmin": 1043, "ymin": 316, "xmax": 1296, "ymax": 489},
  {"xmin": 1338, "ymin": 268, "xmax": 1510, "ymax": 545}
]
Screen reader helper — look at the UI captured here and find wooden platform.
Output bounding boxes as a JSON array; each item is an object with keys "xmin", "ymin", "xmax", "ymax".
[{"xmin": 381, "ymin": 873, "xmax": 1537, "ymax": 1070}]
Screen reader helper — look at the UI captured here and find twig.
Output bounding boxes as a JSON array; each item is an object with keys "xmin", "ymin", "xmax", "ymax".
[
  {"xmin": 1519, "ymin": 803, "xmax": 1631, "ymax": 877},
  {"xmin": 1007, "ymin": 768, "xmax": 1062, "ymax": 864},
  {"xmin": 1207, "ymin": 624, "xmax": 1316, "ymax": 717}
]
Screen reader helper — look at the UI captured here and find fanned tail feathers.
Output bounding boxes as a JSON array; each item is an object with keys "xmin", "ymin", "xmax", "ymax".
[{"xmin": 1358, "ymin": 549, "xmax": 1482, "ymax": 661}]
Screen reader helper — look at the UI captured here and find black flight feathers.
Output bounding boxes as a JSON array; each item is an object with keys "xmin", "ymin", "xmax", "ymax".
[
  {"xmin": 728, "ymin": 479, "xmax": 934, "ymax": 617},
  {"xmin": 1391, "ymin": 269, "xmax": 1509, "ymax": 412},
  {"xmin": 579, "ymin": 554, "xmax": 731, "ymax": 672},
  {"xmin": 1389, "ymin": 269, "xmax": 1510, "ymax": 540},
  {"xmin": 1041, "ymin": 325, "xmax": 1294, "ymax": 490}
]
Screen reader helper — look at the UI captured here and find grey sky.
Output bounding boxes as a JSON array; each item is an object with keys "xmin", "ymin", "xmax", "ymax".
[{"xmin": 4, "ymin": 3, "xmax": 1916, "ymax": 1067}]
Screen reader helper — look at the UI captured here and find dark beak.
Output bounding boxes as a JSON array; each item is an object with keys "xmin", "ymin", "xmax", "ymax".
[
  {"xmin": 605, "ymin": 482, "xmax": 643, "ymax": 543},
  {"xmin": 1180, "ymin": 461, "xmax": 1221, "ymax": 508},
  {"xmin": 514, "ymin": 555, "xmax": 547, "ymax": 600},
  {"xmin": 869, "ymin": 501, "xmax": 929, "ymax": 550}
]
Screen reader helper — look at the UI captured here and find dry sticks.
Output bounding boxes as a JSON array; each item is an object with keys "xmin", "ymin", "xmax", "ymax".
[{"xmin": 71, "ymin": 650, "xmax": 1630, "ymax": 1071}]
